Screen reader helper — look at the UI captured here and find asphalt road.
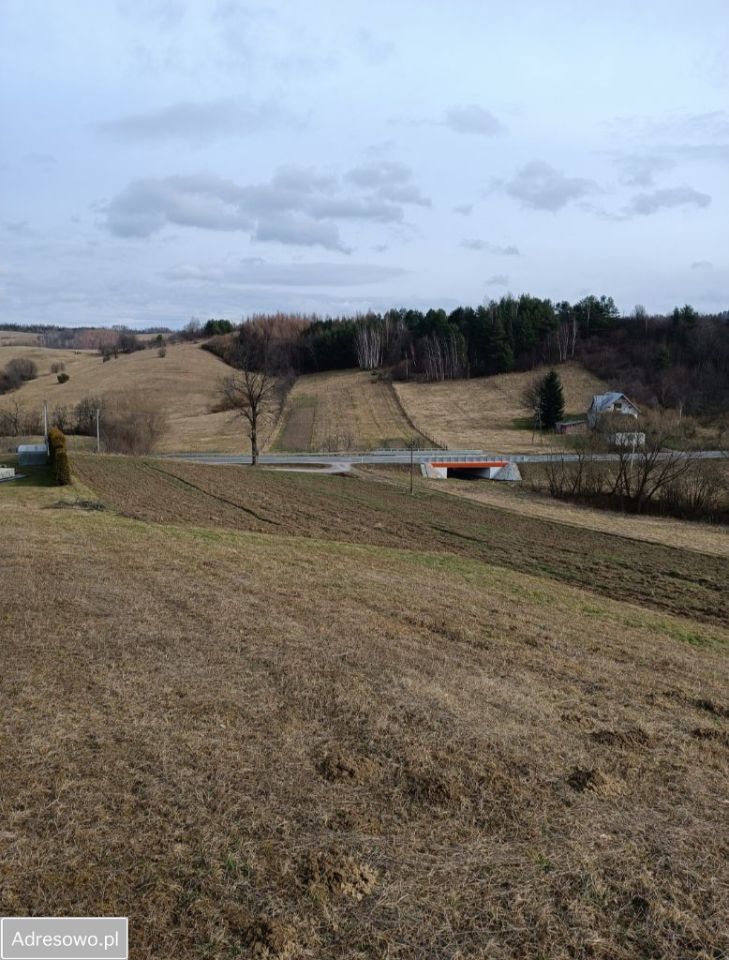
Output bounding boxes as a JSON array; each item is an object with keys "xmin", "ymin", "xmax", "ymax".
[{"xmin": 163, "ymin": 448, "xmax": 728, "ymax": 467}]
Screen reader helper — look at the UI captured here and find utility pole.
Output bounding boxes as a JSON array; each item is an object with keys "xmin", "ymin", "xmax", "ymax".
[
  {"xmin": 96, "ymin": 408, "xmax": 101, "ymax": 454},
  {"xmin": 43, "ymin": 401, "xmax": 48, "ymax": 443},
  {"xmin": 406, "ymin": 436, "xmax": 418, "ymax": 495}
]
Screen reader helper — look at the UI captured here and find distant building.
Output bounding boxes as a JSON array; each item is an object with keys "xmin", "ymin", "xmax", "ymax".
[
  {"xmin": 587, "ymin": 393, "xmax": 639, "ymax": 427},
  {"xmin": 555, "ymin": 419, "xmax": 587, "ymax": 435},
  {"xmin": 17, "ymin": 443, "xmax": 48, "ymax": 466}
]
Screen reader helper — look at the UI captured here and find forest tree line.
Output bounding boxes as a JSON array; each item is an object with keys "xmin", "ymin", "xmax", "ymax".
[{"xmin": 202, "ymin": 296, "xmax": 729, "ymax": 418}]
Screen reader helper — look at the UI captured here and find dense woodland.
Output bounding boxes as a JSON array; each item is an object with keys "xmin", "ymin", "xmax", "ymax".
[{"xmin": 202, "ymin": 297, "xmax": 729, "ymax": 418}]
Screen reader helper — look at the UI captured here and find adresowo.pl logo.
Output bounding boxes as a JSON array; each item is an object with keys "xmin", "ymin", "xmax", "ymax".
[{"xmin": 1, "ymin": 919, "xmax": 127, "ymax": 960}]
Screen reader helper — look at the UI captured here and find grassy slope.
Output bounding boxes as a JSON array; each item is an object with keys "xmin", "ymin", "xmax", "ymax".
[
  {"xmin": 394, "ymin": 361, "xmax": 608, "ymax": 452},
  {"xmin": 271, "ymin": 369, "xmax": 426, "ymax": 452},
  {"xmin": 2, "ymin": 463, "xmax": 727, "ymax": 959},
  {"xmin": 73, "ymin": 456, "xmax": 729, "ymax": 627},
  {"xmin": 0, "ymin": 341, "xmax": 251, "ymax": 453}
]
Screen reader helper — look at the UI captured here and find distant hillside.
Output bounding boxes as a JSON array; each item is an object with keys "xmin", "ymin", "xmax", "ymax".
[
  {"xmin": 395, "ymin": 362, "xmax": 608, "ymax": 453},
  {"xmin": 0, "ymin": 340, "xmax": 252, "ymax": 453},
  {"xmin": 270, "ymin": 369, "xmax": 430, "ymax": 452}
]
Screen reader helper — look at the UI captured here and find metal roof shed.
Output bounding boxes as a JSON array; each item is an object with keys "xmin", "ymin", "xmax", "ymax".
[{"xmin": 17, "ymin": 443, "xmax": 48, "ymax": 466}]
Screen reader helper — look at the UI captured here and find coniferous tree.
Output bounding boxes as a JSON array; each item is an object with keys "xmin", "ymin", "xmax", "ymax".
[{"xmin": 538, "ymin": 369, "xmax": 565, "ymax": 430}]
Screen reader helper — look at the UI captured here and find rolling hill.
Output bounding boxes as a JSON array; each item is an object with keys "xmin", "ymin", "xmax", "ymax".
[
  {"xmin": 0, "ymin": 340, "xmax": 252, "ymax": 453},
  {"xmin": 0, "ymin": 335, "xmax": 624, "ymax": 456}
]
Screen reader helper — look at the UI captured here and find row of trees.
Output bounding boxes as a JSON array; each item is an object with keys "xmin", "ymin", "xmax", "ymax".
[{"xmin": 542, "ymin": 421, "xmax": 728, "ymax": 522}]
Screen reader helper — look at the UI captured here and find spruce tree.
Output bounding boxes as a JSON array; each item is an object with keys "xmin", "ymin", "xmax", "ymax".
[{"xmin": 538, "ymin": 369, "xmax": 565, "ymax": 430}]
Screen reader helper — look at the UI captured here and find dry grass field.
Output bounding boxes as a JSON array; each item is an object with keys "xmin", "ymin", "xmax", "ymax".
[
  {"xmin": 1, "ymin": 457, "xmax": 727, "ymax": 959},
  {"xmin": 394, "ymin": 362, "xmax": 609, "ymax": 453},
  {"xmin": 0, "ymin": 330, "xmax": 43, "ymax": 347},
  {"xmin": 0, "ymin": 341, "xmax": 253, "ymax": 453},
  {"xmin": 424, "ymin": 477, "xmax": 729, "ymax": 559},
  {"xmin": 272, "ymin": 370, "xmax": 428, "ymax": 451}
]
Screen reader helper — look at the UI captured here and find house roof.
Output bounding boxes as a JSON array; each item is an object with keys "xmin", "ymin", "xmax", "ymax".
[{"xmin": 589, "ymin": 392, "xmax": 638, "ymax": 413}]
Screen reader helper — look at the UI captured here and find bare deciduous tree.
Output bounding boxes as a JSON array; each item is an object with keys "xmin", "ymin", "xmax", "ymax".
[
  {"xmin": 220, "ymin": 366, "xmax": 278, "ymax": 466},
  {"xmin": 101, "ymin": 392, "xmax": 168, "ymax": 454}
]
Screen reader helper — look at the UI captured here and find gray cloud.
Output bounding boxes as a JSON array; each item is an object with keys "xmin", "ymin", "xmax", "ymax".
[
  {"xmin": 97, "ymin": 97, "xmax": 297, "ymax": 144},
  {"xmin": 452, "ymin": 204, "xmax": 473, "ymax": 215},
  {"xmin": 459, "ymin": 239, "xmax": 520, "ymax": 255},
  {"xmin": 627, "ymin": 186, "xmax": 711, "ymax": 216},
  {"xmin": 691, "ymin": 260, "xmax": 713, "ymax": 270},
  {"xmin": 346, "ymin": 161, "xmax": 431, "ymax": 206},
  {"xmin": 615, "ymin": 153, "xmax": 677, "ymax": 187},
  {"xmin": 486, "ymin": 273, "xmax": 509, "ymax": 286},
  {"xmin": 103, "ymin": 164, "xmax": 429, "ymax": 250},
  {"xmin": 104, "ymin": 174, "xmax": 253, "ymax": 238},
  {"xmin": 253, "ymin": 216, "xmax": 349, "ymax": 253},
  {"xmin": 444, "ymin": 105, "xmax": 505, "ymax": 136},
  {"xmin": 503, "ymin": 161, "xmax": 597, "ymax": 211},
  {"xmin": 164, "ymin": 257, "xmax": 407, "ymax": 287}
]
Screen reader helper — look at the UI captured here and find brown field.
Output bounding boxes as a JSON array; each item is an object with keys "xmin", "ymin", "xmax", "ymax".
[
  {"xmin": 73, "ymin": 456, "xmax": 729, "ymax": 626},
  {"xmin": 2, "ymin": 458, "xmax": 727, "ymax": 959},
  {"xmin": 0, "ymin": 341, "xmax": 253, "ymax": 453},
  {"xmin": 394, "ymin": 362, "xmax": 609, "ymax": 452},
  {"xmin": 272, "ymin": 370, "xmax": 428, "ymax": 451},
  {"xmin": 0, "ymin": 330, "xmax": 43, "ymax": 347},
  {"xmin": 425, "ymin": 477, "xmax": 729, "ymax": 559}
]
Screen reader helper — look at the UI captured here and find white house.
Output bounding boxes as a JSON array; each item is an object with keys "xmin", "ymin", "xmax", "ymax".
[{"xmin": 587, "ymin": 393, "xmax": 639, "ymax": 428}]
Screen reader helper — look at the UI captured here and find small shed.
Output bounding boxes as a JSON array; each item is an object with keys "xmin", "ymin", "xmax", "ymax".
[
  {"xmin": 555, "ymin": 419, "xmax": 587, "ymax": 435},
  {"xmin": 17, "ymin": 443, "xmax": 48, "ymax": 466},
  {"xmin": 587, "ymin": 393, "xmax": 639, "ymax": 427}
]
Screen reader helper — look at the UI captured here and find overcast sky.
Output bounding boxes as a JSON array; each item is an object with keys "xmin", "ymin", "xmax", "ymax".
[{"xmin": 1, "ymin": 0, "xmax": 728, "ymax": 327}]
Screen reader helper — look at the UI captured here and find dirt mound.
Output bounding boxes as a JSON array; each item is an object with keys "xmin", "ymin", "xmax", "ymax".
[
  {"xmin": 566, "ymin": 766, "xmax": 601, "ymax": 793},
  {"xmin": 316, "ymin": 750, "xmax": 376, "ymax": 784},
  {"xmin": 590, "ymin": 727, "xmax": 651, "ymax": 748},
  {"xmin": 232, "ymin": 915, "xmax": 297, "ymax": 959},
  {"xmin": 301, "ymin": 848, "xmax": 377, "ymax": 901},
  {"xmin": 405, "ymin": 765, "xmax": 464, "ymax": 808}
]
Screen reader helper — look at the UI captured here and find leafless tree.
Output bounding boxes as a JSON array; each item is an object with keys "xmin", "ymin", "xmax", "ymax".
[
  {"xmin": 101, "ymin": 392, "xmax": 168, "ymax": 454},
  {"xmin": 355, "ymin": 321, "xmax": 384, "ymax": 370},
  {"xmin": 220, "ymin": 365, "xmax": 279, "ymax": 465}
]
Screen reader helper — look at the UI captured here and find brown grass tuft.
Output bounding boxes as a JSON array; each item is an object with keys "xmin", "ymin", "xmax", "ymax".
[{"xmin": 301, "ymin": 848, "xmax": 377, "ymax": 901}]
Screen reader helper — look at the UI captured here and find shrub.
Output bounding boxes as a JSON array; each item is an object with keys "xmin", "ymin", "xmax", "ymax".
[
  {"xmin": 52, "ymin": 449, "xmax": 71, "ymax": 485},
  {"xmin": 158, "ymin": 347, "xmax": 167, "ymax": 358},
  {"xmin": 47, "ymin": 426, "xmax": 66, "ymax": 465},
  {"xmin": 57, "ymin": 372, "xmax": 70, "ymax": 384},
  {"xmin": 5, "ymin": 357, "xmax": 38, "ymax": 382},
  {"xmin": 100, "ymin": 392, "xmax": 168, "ymax": 454},
  {"xmin": 50, "ymin": 361, "xmax": 66, "ymax": 374},
  {"xmin": 75, "ymin": 396, "xmax": 102, "ymax": 436}
]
